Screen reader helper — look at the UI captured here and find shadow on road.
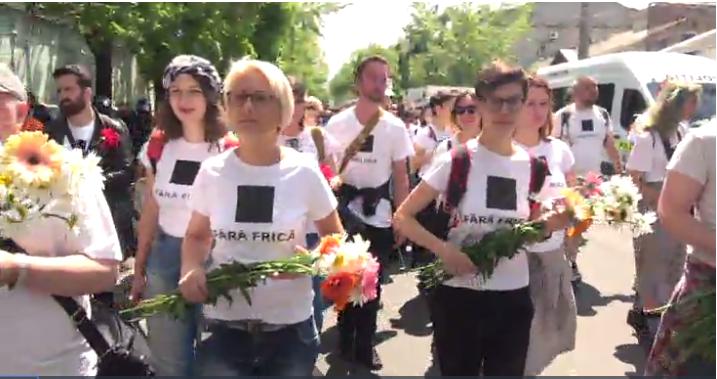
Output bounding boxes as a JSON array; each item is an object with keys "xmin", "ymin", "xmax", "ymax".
[
  {"xmin": 614, "ymin": 343, "xmax": 646, "ymax": 377},
  {"xmin": 574, "ymin": 281, "xmax": 634, "ymax": 316},
  {"xmin": 389, "ymin": 293, "xmax": 432, "ymax": 337}
]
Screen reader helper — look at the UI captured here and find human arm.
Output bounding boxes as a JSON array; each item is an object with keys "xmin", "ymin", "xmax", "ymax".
[{"xmin": 130, "ymin": 170, "xmax": 159, "ymax": 301}]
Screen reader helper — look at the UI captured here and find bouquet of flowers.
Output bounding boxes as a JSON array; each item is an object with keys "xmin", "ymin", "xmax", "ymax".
[
  {"xmin": 121, "ymin": 234, "xmax": 379, "ymax": 320},
  {"xmin": 418, "ymin": 173, "xmax": 656, "ymax": 290},
  {"xmin": 0, "ymin": 131, "xmax": 103, "ymax": 240}
]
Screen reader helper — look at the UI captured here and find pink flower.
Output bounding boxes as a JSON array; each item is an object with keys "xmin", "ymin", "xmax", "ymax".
[
  {"xmin": 360, "ymin": 258, "xmax": 380, "ymax": 302},
  {"xmin": 582, "ymin": 172, "xmax": 603, "ymax": 197}
]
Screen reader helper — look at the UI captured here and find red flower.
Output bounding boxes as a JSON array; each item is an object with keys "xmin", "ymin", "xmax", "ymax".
[
  {"xmin": 147, "ymin": 129, "xmax": 167, "ymax": 161},
  {"xmin": 319, "ymin": 163, "xmax": 335, "ymax": 182},
  {"xmin": 223, "ymin": 132, "xmax": 240, "ymax": 150},
  {"xmin": 321, "ymin": 271, "xmax": 359, "ymax": 312},
  {"xmin": 100, "ymin": 128, "xmax": 121, "ymax": 150}
]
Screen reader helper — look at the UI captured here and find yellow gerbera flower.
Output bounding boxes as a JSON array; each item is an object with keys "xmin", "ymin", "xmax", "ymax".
[{"xmin": 2, "ymin": 131, "xmax": 64, "ymax": 188}]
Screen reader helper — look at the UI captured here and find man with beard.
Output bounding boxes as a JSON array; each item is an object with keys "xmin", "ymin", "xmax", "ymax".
[
  {"xmin": 45, "ymin": 65, "xmax": 135, "ymax": 264},
  {"xmin": 554, "ymin": 76, "xmax": 623, "ymax": 284},
  {"xmin": 326, "ymin": 55, "xmax": 414, "ymax": 370}
]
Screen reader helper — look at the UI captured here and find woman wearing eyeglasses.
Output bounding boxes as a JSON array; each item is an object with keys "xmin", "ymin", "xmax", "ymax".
[
  {"xmin": 179, "ymin": 59, "xmax": 343, "ymax": 376},
  {"xmin": 514, "ymin": 76, "xmax": 577, "ymax": 375},
  {"xmin": 394, "ymin": 60, "xmax": 571, "ymax": 376}
]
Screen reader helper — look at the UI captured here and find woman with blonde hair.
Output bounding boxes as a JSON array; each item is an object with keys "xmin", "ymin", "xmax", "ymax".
[
  {"xmin": 626, "ymin": 81, "xmax": 701, "ymax": 343},
  {"xmin": 179, "ymin": 59, "xmax": 342, "ymax": 376},
  {"xmin": 514, "ymin": 75, "xmax": 577, "ymax": 375}
]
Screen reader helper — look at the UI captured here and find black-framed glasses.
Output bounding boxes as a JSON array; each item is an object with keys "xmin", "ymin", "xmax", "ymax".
[
  {"xmin": 478, "ymin": 94, "xmax": 524, "ymax": 112},
  {"xmin": 227, "ymin": 91, "xmax": 276, "ymax": 107},
  {"xmin": 454, "ymin": 106, "xmax": 477, "ymax": 116}
]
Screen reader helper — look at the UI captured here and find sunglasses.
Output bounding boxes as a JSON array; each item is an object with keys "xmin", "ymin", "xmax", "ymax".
[{"xmin": 454, "ymin": 106, "xmax": 477, "ymax": 115}]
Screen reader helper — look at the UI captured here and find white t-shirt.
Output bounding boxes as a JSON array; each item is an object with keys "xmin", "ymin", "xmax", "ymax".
[
  {"xmin": 432, "ymin": 134, "xmax": 460, "ymax": 164},
  {"xmin": 666, "ymin": 124, "xmax": 716, "ymax": 264},
  {"xmin": 409, "ymin": 123, "xmax": 423, "ymax": 140},
  {"xmin": 554, "ymin": 104, "xmax": 613, "ymax": 174},
  {"xmin": 64, "ymin": 119, "xmax": 95, "ymax": 152},
  {"xmin": 278, "ymin": 128, "xmax": 340, "ymax": 163},
  {"xmin": 0, "ymin": 186, "xmax": 122, "ymax": 375},
  {"xmin": 423, "ymin": 139, "xmax": 532, "ymax": 291},
  {"xmin": 517, "ymin": 138, "xmax": 575, "ymax": 252},
  {"xmin": 140, "ymin": 138, "xmax": 226, "ymax": 238},
  {"xmin": 414, "ymin": 124, "xmax": 453, "ymax": 177},
  {"xmin": 626, "ymin": 123, "xmax": 688, "ymax": 183},
  {"xmin": 278, "ymin": 128, "xmax": 340, "ymax": 236},
  {"xmin": 189, "ymin": 147, "xmax": 337, "ymax": 324},
  {"xmin": 326, "ymin": 107, "xmax": 415, "ymax": 228}
]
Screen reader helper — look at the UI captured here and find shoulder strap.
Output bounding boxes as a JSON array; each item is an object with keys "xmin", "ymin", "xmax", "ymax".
[
  {"xmin": 560, "ymin": 110, "xmax": 571, "ymax": 141},
  {"xmin": 52, "ymin": 295, "xmax": 111, "ymax": 357},
  {"xmin": 338, "ymin": 109, "xmax": 383, "ymax": 174},
  {"xmin": 428, "ymin": 125, "xmax": 438, "ymax": 142},
  {"xmin": 309, "ymin": 127, "xmax": 326, "ymax": 163},
  {"xmin": 444, "ymin": 144, "xmax": 471, "ymax": 211},
  {"xmin": 529, "ymin": 155, "xmax": 549, "ymax": 200}
]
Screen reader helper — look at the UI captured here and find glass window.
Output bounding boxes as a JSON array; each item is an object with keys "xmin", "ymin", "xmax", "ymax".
[
  {"xmin": 620, "ymin": 89, "xmax": 647, "ymax": 131},
  {"xmin": 597, "ymin": 83, "xmax": 615, "ymax": 114}
]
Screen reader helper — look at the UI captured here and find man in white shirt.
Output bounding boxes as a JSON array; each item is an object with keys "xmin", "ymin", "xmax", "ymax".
[
  {"xmin": 326, "ymin": 55, "xmax": 414, "ymax": 370},
  {"xmin": 412, "ymin": 92, "xmax": 455, "ymax": 177},
  {"xmin": 554, "ymin": 76, "xmax": 623, "ymax": 283},
  {"xmin": 554, "ymin": 76, "xmax": 623, "ymax": 175}
]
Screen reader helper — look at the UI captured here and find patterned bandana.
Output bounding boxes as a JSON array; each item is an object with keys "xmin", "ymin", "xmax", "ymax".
[{"xmin": 161, "ymin": 55, "xmax": 222, "ymax": 99}]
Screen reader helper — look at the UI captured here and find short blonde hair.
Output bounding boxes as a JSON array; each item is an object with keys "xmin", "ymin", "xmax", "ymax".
[
  {"xmin": 306, "ymin": 96, "xmax": 323, "ymax": 112},
  {"xmin": 224, "ymin": 59, "xmax": 294, "ymax": 128}
]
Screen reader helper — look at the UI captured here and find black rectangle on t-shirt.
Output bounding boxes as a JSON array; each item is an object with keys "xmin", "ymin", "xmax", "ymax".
[
  {"xmin": 359, "ymin": 135, "xmax": 375, "ymax": 153},
  {"xmin": 581, "ymin": 119, "xmax": 594, "ymax": 132},
  {"xmin": 235, "ymin": 185, "xmax": 275, "ymax": 223},
  {"xmin": 286, "ymin": 138, "xmax": 300, "ymax": 150},
  {"xmin": 169, "ymin": 160, "xmax": 202, "ymax": 186},
  {"xmin": 486, "ymin": 176, "xmax": 517, "ymax": 210}
]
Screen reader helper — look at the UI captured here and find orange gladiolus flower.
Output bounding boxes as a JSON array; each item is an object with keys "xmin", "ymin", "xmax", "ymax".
[
  {"xmin": 318, "ymin": 234, "xmax": 341, "ymax": 255},
  {"xmin": 567, "ymin": 218, "xmax": 593, "ymax": 238},
  {"xmin": 321, "ymin": 271, "xmax": 359, "ymax": 311}
]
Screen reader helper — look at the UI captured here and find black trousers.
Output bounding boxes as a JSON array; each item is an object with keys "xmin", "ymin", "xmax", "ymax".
[
  {"xmin": 430, "ymin": 284, "xmax": 534, "ymax": 376},
  {"xmin": 337, "ymin": 225, "xmax": 393, "ymax": 360}
]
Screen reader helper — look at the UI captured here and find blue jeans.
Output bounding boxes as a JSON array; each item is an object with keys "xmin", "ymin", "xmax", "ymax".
[
  {"xmin": 306, "ymin": 233, "xmax": 330, "ymax": 331},
  {"xmin": 145, "ymin": 229, "xmax": 199, "ymax": 376},
  {"xmin": 197, "ymin": 317, "xmax": 319, "ymax": 376}
]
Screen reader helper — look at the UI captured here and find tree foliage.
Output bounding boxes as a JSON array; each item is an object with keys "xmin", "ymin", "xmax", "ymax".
[
  {"xmin": 328, "ymin": 3, "xmax": 533, "ymax": 104},
  {"xmin": 276, "ymin": 3, "xmax": 344, "ymax": 103},
  {"xmin": 27, "ymin": 3, "xmax": 315, "ymax": 100}
]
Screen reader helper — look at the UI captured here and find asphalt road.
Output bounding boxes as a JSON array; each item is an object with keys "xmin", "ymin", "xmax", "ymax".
[{"xmin": 316, "ymin": 225, "xmax": 647, "ymax": 376}]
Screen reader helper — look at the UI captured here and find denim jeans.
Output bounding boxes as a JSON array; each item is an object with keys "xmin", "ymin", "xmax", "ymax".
[
  {"xmin": 144, "ymin": 229, "xmax": 199, "ymax": 376},
  {"xmin": 197, "ymin": 317, "xmax": 319, "ymax": 376},
  {"xmin": 306, "ymin": 233, "xmax": 329, "ymax": 331}
]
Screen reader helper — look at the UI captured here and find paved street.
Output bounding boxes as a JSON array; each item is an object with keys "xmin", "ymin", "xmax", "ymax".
[{"xmin": 316, "ymin": 225, "xmax": 646, "ymax": 376}]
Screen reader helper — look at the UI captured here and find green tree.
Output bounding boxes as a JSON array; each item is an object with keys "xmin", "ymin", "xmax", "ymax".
[
  {"xmin": 328, "ymin": 44, "xmax": 400, "ymax": 106},
  {"xmin": 399, "ymin": 3, "xmax": 533, "ymax": 89},
  {"xmin": 276, "ymin": 3, "xmax": 344, "ymax": 103},
  {"xmin": 27, "ymin": 3, "xmax": 295, "ymax": 101}
]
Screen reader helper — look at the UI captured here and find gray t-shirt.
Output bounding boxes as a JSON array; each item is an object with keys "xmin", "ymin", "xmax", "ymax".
[{"xmin": 666, "ymin": 123, "xmax": 715, "ymax": 264}]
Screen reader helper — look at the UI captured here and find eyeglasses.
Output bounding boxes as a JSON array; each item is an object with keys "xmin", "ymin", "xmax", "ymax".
[
  {"xmin": 227, "ymin": 92, "xmax": 276, "ymax": 107},
  {"xmin": 454, "ymin": 106, "xmax": 477, "ymax": 116},
  {"xmin": 478, "ymin": 94, "xmax": 524, "ymax": 112}
]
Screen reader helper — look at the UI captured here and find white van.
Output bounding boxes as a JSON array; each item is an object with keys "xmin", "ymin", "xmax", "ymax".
[{"xmin": 537, "ymin": 52, "xmax": 716, "ymax": 142}]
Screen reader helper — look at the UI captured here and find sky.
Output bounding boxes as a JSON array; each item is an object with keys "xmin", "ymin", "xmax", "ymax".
[{"xmin": 319, "ymin": 0, "xmax": 656, "ymax": 80}]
